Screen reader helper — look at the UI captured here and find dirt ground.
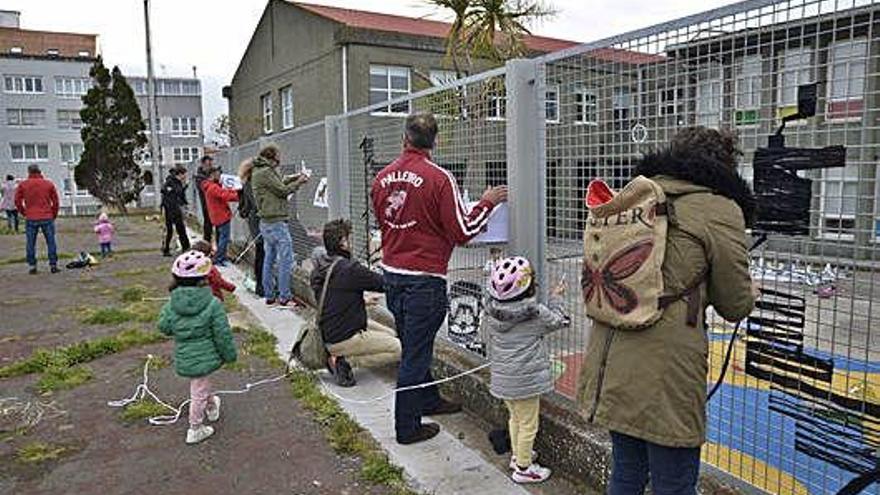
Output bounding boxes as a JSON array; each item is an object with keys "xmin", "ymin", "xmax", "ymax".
[{"xmin": 0, "ymin": 215, "xmax": 390, "ymax": 495}]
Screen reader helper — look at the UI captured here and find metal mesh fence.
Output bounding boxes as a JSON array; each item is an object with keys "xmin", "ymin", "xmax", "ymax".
[
  {"xmin": 211, "ymin": 0, "xmax": 880, "ymax": 491},
  {"xmin": 541, "ymin": 0, "xmax": 880, "ymax": 492},
  {"xmin": 343, "ymin": 72, "xmax": 508, "ymax": 355}
]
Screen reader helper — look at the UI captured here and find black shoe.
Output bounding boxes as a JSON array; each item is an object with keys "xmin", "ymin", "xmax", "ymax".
[
  {"xmin": 397, "ymin": 423, "xmax": 440, "ymax": 445},
  {"xmin": 424, "ymin": 399, "xmax": 462, "ymax": 416},
  {"xmin": 335, "ymin": 357, "xmax": 356, "ymax": 387},
  {"xmin": 162, "ymin": 250, "xmax": 172, "ymax": 257},
  {"xmin": 50, "ymin": 266, "xmax": 60, "ymax": 274},
  {"xmin": 28, "ymin": 267, "xmax": 37, "ymax": 275}
]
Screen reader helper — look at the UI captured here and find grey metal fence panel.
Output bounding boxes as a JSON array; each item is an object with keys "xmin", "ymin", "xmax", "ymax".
[{"xmin": 538, "ymin": 0, "xmax": 880, "ymax": 493}]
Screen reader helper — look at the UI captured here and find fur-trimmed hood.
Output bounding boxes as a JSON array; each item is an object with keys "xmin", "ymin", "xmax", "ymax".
[{"xmin": 635, "ymin": 149, "xmax": 756, "ymax": 227}]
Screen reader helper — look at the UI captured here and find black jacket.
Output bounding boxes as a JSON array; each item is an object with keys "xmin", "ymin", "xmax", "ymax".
[
  {"xmin": 194, "ymin": 166, "xmax": 211, "ymax": 214},
  {"xmin": 309, "ymin": 250, "xmax": 384, "ymax": 345},
  {"xmin": 238, "ymin": 181, "xmax": 261, "ymax": 238},
  {"xmin": 161, "ymin": 175, "xmax": 188, "ymax": 215}
]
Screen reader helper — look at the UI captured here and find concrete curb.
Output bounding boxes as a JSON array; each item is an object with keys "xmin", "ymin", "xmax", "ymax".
[{"xmin": 217, "ymin": 262, "xmax": 532, "ymax": 495}]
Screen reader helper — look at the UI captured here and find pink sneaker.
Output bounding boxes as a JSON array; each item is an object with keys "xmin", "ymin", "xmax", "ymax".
[{"xmin": 512, "ymin": 463, "xmax": 551, "ymax": 484}]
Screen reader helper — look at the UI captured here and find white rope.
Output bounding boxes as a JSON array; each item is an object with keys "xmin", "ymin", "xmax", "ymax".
[
  {"xmin": 109, "ymin": 354, "xmax": 491, "ymax": 424},
  {"xmin": 317, "ymin": 362, "xmax": 491, "ymax": 405},
  {"xmin": 107, "ymin": 355, "xmax": 289, "ymax": 426},
  {"xmin": 233, "ymin": 233, "xmax": 262, "ymax": 265}
]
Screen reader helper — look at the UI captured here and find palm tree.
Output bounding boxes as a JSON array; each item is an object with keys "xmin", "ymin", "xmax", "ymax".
[{"xmin": 425, "ymin": 0, "xmax": 554, "ymax": 75}]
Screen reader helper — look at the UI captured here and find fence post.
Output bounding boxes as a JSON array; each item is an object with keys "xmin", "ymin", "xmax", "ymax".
[
  {"xmin": 325, "ymin": 115, "xmax": 351, "ymax": 221},
  {"xmin": 505, "ymin": 58, "xmax": 547, "ymax": 301}
]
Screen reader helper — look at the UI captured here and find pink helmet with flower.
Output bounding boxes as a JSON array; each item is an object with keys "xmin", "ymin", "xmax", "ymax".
[
  {"xmin": 172, "ymin": 250, "xmax": 212, "ymax": 278},
  {"xmin": 488, "ymin": 256, "xmax": 534, "ymax": 301}
]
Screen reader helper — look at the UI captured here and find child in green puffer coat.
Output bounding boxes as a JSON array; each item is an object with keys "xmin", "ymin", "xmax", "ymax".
[{"xmin": 158, "ymin": 250, "xmax": 238, "ymax": 444}]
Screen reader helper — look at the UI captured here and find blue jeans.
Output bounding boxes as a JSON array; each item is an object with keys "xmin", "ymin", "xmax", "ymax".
[
  {"xmin": 100, "ymin": 242, "xmax": 112, "ymax": 257},
  {"xmin": 384, "ymin": 272, "xmax": 446, "ymax": 439},
  {"xmin": 25, "ymin": 220, "xmax": 58, "ymax": 268},
  {"xmin": 5, "ymin": 210, "xmax": 18, "ymax": 232},
  {"xmin": 215, "ymin": 221, "xmax": 231, "ymax": 265},
  {"xmin": 260, "ymin": 220, "xmax": 293, "ymax": 300},
  {"xmin": 609, "ymin": 432, "xmax": 701, "ymax": 495}
]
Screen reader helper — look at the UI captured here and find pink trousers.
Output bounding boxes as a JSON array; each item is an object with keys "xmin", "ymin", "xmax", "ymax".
[{"xmin": 189, "ymin": 377, "xmax": 212, "ymax": 427}]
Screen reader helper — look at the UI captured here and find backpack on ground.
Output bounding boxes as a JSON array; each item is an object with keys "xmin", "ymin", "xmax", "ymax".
[
  {"xmin": 291, "ymin": 258, "xmax": 340, "ymax": 370},
  {"xmin": 581, "ymin": 175, "xmax": 704, "ymax": 330}
]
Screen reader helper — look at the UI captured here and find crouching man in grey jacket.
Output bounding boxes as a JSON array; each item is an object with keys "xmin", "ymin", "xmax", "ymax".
[{"xmin": 484, "ymin": 256, "xmax": 570, "ymax": 485}]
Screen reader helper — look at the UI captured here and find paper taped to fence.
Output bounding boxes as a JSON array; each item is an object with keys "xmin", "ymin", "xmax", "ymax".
[
  {"xmin": 469, "ymin": 202, "xmax": 508, "ymax": 244},
  {"xmin": 313, "ymin": 177, "xmax": 328, "ymax": 208},
  {"xmin": 220, "ymin": 174, "xmax": 243, "ymax": 190}
]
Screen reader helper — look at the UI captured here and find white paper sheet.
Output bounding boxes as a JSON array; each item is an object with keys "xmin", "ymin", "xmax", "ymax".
[{"xmin": 469, "ymin": 202, "xmax": 508, "ymax": 244}]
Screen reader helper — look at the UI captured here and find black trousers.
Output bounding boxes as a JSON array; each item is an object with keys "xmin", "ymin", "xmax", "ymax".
[
  {"xmin": 163, "ymin": 211, "xmax": 190, "ymax": 253},
  {"xmin": 200, "ymin": 197, "xmax": 214, "ymax": 243},
  {"xmin": 253, "ymin": 238, "xmax": 265, "ymax": 297}
]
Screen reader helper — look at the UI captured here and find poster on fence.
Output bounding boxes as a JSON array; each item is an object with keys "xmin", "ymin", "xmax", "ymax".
[
  {"xmin": 220, "ymin": 174, "xmax": 242, "ymax": 190},
  {"xmin": 313, "ymin": 177, "xmax": 329, "ymax": 208},
  {"xmin": 469, "ymin": 202, "xmax": 508, "ymax": 244}
]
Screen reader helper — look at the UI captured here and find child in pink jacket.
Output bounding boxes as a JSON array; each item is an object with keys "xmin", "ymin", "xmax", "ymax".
[{"xmin": 94, "ymin": 212, "xmax": 115, "ymax": 258}]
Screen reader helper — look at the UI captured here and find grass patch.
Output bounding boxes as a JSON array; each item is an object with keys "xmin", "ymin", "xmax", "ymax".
[
  {"xmin": 290, "ymin": 370, "xmax": 416, "ymax": 494},
  {"xmin": 80, "ymin": 302, "xmax": 160, "ymax": 326},
  {"xmin": 120, "ymin": 285, "xmax": 150, "ymax": 303},
  {"xmin": 120, "ymin": 399, "xmax": 169, "ymax": 423},
  {"xmin": 240, "ymin": 326, "xmax": 283, "ymax": 368},
  {"xmin": 37, "ymin": 365, "xmax": 93, "ymax": 392},
  {"xmin": 114, "ymin": 267, "xmax": 152, "ymax": 278},
  {"xmin": 0, "ymin": 328, "xmax": 165, "ymax": 379},
  {"xmin": 0, "ymin": 225, "xmax": 19, "ymax": 236},
  {"xmin": 223, "ymin": 293, "xmax": 241, "ymax": 314},
  {"xmin": 16, "ymin": 442, "xmax": 67, "ymax": 464},
  {"xmin": 81, "ymin": 307, "xmax": 136, "ymax": 325}
]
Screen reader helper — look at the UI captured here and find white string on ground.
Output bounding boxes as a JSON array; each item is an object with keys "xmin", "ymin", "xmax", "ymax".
[
  {"xmin": 0, "ymin": 397, "xmax": 66, "ymax": 430},
  {"xmin": 317, "ymin": 362, "xmax": 491, "ymax": 405},
  {"xmin": 233, "ymin": 233, "xmax": 262, "ymax": 265},
  {"xmin": 108, "ymin": 355, "xmax": 491, "ymax": 424}
]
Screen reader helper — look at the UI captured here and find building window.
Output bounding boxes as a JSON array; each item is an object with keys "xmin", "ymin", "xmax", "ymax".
[
  {"xmin": 575, "ymin": 89, "xmax": 598, "ymax": 125},
  {"xmin": 612, "ymin": 87, "xmax": 632, "ymax": 122},
  {"xmin": 487, "ymin": 94, "xmax": 506, "ymax": 120},
  {"xmin": 280, "ymin": 86, "xmax": 294, "ymax": 130},
  {"xmin": 369, "ymin": 65, "xmax": 411, "ymax": 115},
  {"xmin": 696, "ymin": 64, "xmax": 723, "ymax": 129},
  {"xmin": 545, "ymin": 87, "xmax": 560, "ymax": 123},
  {"xmin": 55, "ymin": 77, "xmax": 91, "ymax": 97},
  {"xmin": 173, "ymin": 147, "xmax": 201, "ymax": 164},
  {"xmin": 7, "ymin": 108, "xmax": 46, "ymax": 127},
  {"xmin": 261, "ymin": 93, "xmax": 273, "ymax": 134},
  {"xmin": 57, "ymin": 110, "xmax": 83, "ymax": 130},
  {"xmin": 4, "ymin": 75, "xmax": 43, "ymax": 94},
  {"xmin": 659, "ymin": 86, "xmax": 685, "ymax": 119},
  {"xmin": 60, "ymin": 143, "xmax": 84, "ymax": 164},
  {"xmin": 821, "ymin": 165, "xmax": 859, "ymax": 237},
  {"xmin": 181, "ymin": 80, "xmax": 200, "ymax": 95},
  {"xmin": 171, "ymin": 117, "xmax": 199, "ymax": 137},
  {"xmin": 144, "ymin": 117, "xmax": 161, "ymax": 133},
  {"xmin": 827, "ymin": 39, "xmax": 868, "ymax": 120},
  {"xmin": 777, "ymin": 47, "xmax": 814, "ymax": 120},
  {"xmin": 734, "ymin": 55, "xmax": 762, "ymax": 126},
  {"xmin": 10, "ymin": 143, "xmax": 49, "ymax": 161}
]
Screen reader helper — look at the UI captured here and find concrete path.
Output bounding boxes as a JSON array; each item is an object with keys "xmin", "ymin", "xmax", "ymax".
[{"xmin": 217, "ymin": 262, "xmax": 532, "ymax": 495}]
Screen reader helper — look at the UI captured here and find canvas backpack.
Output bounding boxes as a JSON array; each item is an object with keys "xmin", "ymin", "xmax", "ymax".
[{"xmin": 581, "ymin": 175, "xmax": 705, "ymax": 330}]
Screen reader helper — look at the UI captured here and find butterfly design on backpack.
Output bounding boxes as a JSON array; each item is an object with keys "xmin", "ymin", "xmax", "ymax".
[{"xmin": 581, "ymin": 239, "xmax": 654, "ymax": 314}]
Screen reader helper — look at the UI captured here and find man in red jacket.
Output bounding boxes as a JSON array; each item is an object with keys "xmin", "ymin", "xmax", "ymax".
[
  {"xmin": 15, "ymin": 164, "xmax": 60, "ymax": 274},
  {"xmin": 201, "ymin": 167, "xmax": 239, "ymax": 266},
  {"xmin": 372, "ymin": 112, "xmax": 508, "ymax": 444}
]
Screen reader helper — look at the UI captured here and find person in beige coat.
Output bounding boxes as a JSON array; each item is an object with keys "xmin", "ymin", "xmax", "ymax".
[{"xmin": 577, "ymin": 127, "xmax": 757, "ymax": 495}]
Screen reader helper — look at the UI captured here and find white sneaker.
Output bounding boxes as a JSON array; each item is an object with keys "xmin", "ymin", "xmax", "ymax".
[
  {"xmin": 509, "ymin": 451, "xmax": 539, "ymax": 470},
  {"xmin": 206, "ymin": 396, "xmax": 221, "ymax": 422},
  {"xmin": 186, "ymin": 425, "xmax": 215, "ymax": 444},
  {"xmin": 511, "ymin": 463, "xmax": 551, "ymax": 484}
]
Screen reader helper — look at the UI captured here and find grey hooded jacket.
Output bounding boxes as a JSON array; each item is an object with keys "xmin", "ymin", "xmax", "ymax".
[{"xmin": 484, "ymin": 295, "xmax": 570, "ymax": 401}]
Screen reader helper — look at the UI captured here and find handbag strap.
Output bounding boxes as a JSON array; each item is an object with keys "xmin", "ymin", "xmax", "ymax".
[{"xmin": 316, "ymin": 257, "xmax": 342, "ymax": 321}]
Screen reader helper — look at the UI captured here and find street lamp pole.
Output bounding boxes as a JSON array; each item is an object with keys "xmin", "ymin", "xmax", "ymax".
[{"xmin": 143, "ymin": 0, "xmax": 161, "ymax": 209}]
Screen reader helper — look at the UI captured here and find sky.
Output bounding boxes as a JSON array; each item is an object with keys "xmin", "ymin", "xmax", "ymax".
[{"xmin": 3, "ymin": 0, "xmax": 736, "ymax": 141}]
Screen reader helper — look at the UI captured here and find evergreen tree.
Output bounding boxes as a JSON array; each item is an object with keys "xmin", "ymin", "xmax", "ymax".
[{"xmin": 75, "ymin": 56, "xmax": 147, "ymax": 213}]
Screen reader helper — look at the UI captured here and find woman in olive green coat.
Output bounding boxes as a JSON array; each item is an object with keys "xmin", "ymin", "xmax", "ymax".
[{"xmin": 577, "ymin": 127, "xmax": 757, "ymax": 494}]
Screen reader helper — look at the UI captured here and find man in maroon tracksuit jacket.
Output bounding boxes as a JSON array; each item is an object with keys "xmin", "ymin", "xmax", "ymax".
[
  {"xmin": 372, "ymin": 112, "xmax": 508, "ymax": 444},
  {"xmin": 15, "ymin": 164, "xmax": 60, "ymax": 274}
]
